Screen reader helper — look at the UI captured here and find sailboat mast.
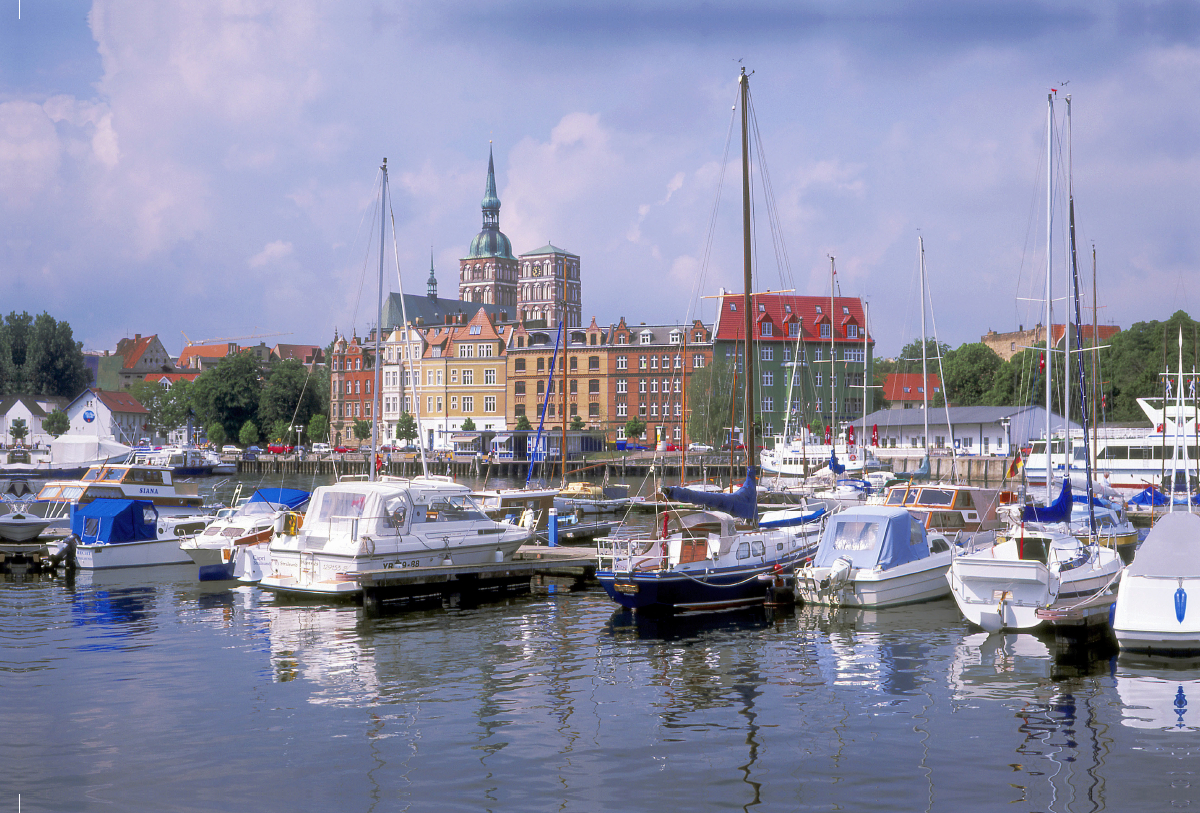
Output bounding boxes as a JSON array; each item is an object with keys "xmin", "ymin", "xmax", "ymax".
[
  {"xmin": 1064, "ymin": 95, "xmax": 1073, "ymax": 474},
  {"xmin": 739, "ymin": 68, "xmax": 756, "ymax": 472},
  {"xmin": 1045, "ymin": 92, "xmax": 1054, "ymax": 492},
  {"xmin": 919, "ymin": 235, "xmax": 929, "ymax": 456},
  {"xmin": 561, "ymin": 320, "xmax": 567, "ymax": 485},
  {"xmin": 829, "ymin": 256, "xmax": 836, "ymax": 445},
  {"xmin": 372, "ymin": 158, "xmax": 387, "ymax": 482}
]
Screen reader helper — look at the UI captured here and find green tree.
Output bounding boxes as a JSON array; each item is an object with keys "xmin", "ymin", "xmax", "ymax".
[
  {"xmin": 942, "ymin": 343, "xmax": 1002, "ymax": 406},
  {"xmin": 624, "ymin": 417, "xmax": 646, "ymax": 441},
  {"xmin": 514, "ymin": 414, "xmax": 532, "ymax": 431},
  {"xmin": 461, "ymin": 416, "xmax": 477, "ymax": 431},
  {"xmin": 686, "ymin": 357, "xmax": 735, "ymax": 446},
  {"xmin": 10, "ymin": 417, "xmax": 28, "ymax": 444},
  {"xmin": 0, "ymin": 325, "xmax": 17, "ymax": 397},
  {"xmin": 43, "ymin": 408, "xmax": 69, "ymax": 437},
  {"xmin": 259, "ymin": 360, "xmax": 323, "ymax": 436},
  {"xmin": 206, "ymin": 422, "xmax": 227, "ymax": 448},
  {"xmin": 191, "ymin": 353, "xmax": 263, "ymax": 441},
  {"xmin": 896, "ymin": 337, "xmax": 950, "ymax": 368},
  {"xmin": 395, "ymin": 412, "xmax": 418, "ymax": 443},
  {"xmin": 22, "ymin": 313, "xmax": 91, "ymax": 397},
  {"xmin": 239, "ymin": 420, "xmax": 259, "ymax": 447},
  {"xmin": 352, "ymin": 419, "xmax": 371, "ymax": 441},
  {"xmin": 269, "ymin": 419, "xmax": 291, "ymax": 443},
  {"xmin": 128, "ymin": 381, "xmax": 173, "ymax": 440},
  {"xmin": 570, "ymin": 415, "xmax": 584, "ymax": 431},
  {"xmin": 308, "ymin": 413, "xmax": 329, "ymax": 443}
]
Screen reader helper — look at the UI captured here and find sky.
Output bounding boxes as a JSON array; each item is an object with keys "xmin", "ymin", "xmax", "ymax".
[{"xmin": 2, "ymin": 1, "xmax": 1199, "ymax": 360}]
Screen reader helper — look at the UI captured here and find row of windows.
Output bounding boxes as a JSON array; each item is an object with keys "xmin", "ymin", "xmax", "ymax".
[{"xmin": 421, "ymin": 395, "xmax": 498, "ymax": 414}]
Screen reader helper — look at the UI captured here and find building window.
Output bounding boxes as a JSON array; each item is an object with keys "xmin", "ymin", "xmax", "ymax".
[
  {"xmin": 788, "ymin": 322, "xmax": 800, "ymax": 337},
  {"xmin": 616, "ymin": 426, "xmax": 626, "ymax": 439},
  {"xmin": 436, "ymin": 397, "xmax": 443, "ymax": 413},
  {"xmin": 485, "ymin": 368, "xmax": 496, "ymax": 384},
  {"xmin": 763, "ymin": 371, "xmax": 773, "ymax": 387},
  {"xmin": 537, "ymin": 358, "xmax": 545, "ymax": 373},
  {"xmin": 515, "ymin": 404, "xmax": 526, "ymax": 417},
  {"xmin": 638, "ymin": 403, "xmax": 646, "ymax": 417},
  {"xmin": 589, "ymin": 402, "xmax": 599, "ymax": 417},
  {"xmin": 616, "ymin": 379, "xmax": 627, "ymax": 394},
  {"xmin": 589, "ymin": 379, "xmax": 600, "ymax": 394},
  {"xmin": 650, "ymin": 356, "xmax": 658, "ymax": 370},
  {"xmin": 462, "ymin": 369, "xmax": 474, "ymax": 385},
  {"xmin": 762, "ymin": 397, "xmax": 773, "ymax": 412},
  {"xmin": 515, "ymin": 358, "xmax": 526, "ymax": 372},
  {"xmin": 459, "ymin": 345, "xmax": 473, "ymax": 357},
  {"xmin": 693, "ymin": 354, "xmax": 704, "ymax": 369},
  {"xmin": 462, "ymin": 396, "xmax": 474, "ymax": 412},
  {"xmin": 639, "ymin": 331, "xmax": 652, "ymax": 344},
  {"xmin": 762, "ymin": 322, "xmax": 773, "ymax": 337},
  {"xmin": 617, "ymin": 403, "xmax": 627, "ymax": 417},
  {"xmin": 639, "ymin": 355, "xmax": 647, "ymax": 369},
  {"xmin": 588, "ymin": 356, "xmax": 599, "ymax": 371},
  {"xmin": 820, "ymin": 324, "xmax": 831, "ymax": 339},
  {"xmin": 478, "ymin": 344, "xmax": 493, "ymax": 357},
  {"xmin": 484, "ymin": 396, "xmax": 495, "ymax": 412},
  {"xmin": 616, "ymin": 356, "xmax": 627, "ymax": 370},
  {"xmin": 650, "ymin": 404, "xmax": 658, "ymax": 417},
  {"xmin": 761, "ymin": 346, "xmax": 773, "ymax": 362},
  {"xmin": 450, "ymin": 370, "xmax": 458, "ymax": 384},
  {"xmin": 639, "ymin": 379, "xmax": 647, "ymax": 393},
  {"xmin": 650, "ymin": 380, "xmax": 658, "ymax": 394},
  {"xmin": 847, "ymin": 325, "xmax": 858, "ymax": 340},
  {"xmin": 426, "ymin": 396, "xmax": 433, "ymax": 413},
  {"xmin": 451, "ymin": 395, "xmax": 458, "ymax": 410},
  {"xmin": 515, "ymin": 381, "xmax": 526, "ymax": 394}
]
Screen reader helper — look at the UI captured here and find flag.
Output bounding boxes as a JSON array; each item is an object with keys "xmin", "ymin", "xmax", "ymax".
[
  {"xmin": 847, "ymin": 425, "xmax": 856, "ymax": 446},
  {"xmin": 871, "ymin": 424, "xmax": 879, "ymax": 447},
  {"xmin": 1039, "ymin": 352, "xmax": 1045, "ymax": 373},
  {"xmin": 1007, "ymin": 456, "xmax": 1022, "ymax": 479}
]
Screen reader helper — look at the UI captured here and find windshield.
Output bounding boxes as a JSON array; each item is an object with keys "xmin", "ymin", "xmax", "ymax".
[{"xmin": 416, "ymin": 494, "xmax": 490, "ymax": 523}]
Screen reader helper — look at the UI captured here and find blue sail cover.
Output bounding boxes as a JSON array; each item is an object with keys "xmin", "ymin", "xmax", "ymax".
[
  {"xmin": 71, "ymin": 499, "xmax": 158, "ymax": 544},
  {"xmin": 759, "ymin": 507, "xmax": 826, "ymax": 528},
  {"xmin": 1022, "ymin": 478, "xmax": 1072, "ymax": 523},
  {"xmin": 662, "ymin": 467, "xmax": 758, "ymax": 521},
  {"xmin": 813, "ymin": 506, "xmax": 929, "ymax": 570},
  {"xmin": 829, "ymin": 450, "xmax": 846, "ymax": 475},
  {"xmin": 249, "ymin": 488, "xmax": 310, "ymax": 509},
  {"xmin": 1129, "ymin": 487, "xmax": 1168, "ymax": 507}
]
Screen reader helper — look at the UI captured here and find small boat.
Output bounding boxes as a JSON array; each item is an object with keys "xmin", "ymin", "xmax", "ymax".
[
  {"xmin": 794, "ymin": 505, "xmax": 955, "ymax": 609},
  {"xmin": 1112, "ymin": 511, "xmax": 1200, "ymax": 655},
  {"xmin": 69, "ymin": 498, "xmax": 212, "ymax": 569},
  {"xmin": 0, "ymin": 435, "xmax": 132, "ymax": 479},
  {"xmin": 259, "ymin": 476, "xmax": 532, "ymax": 599},
  {"xmin": 130, "ymin": 446, "xmax": 215, "ymax": 477},
  {"xmin": 179, "ymin": 487, "xmax": 310, "ymax": 582},
  {"xmin": 554, "ymin": 482, "xmax": 631, "ymax": 515},
  {"xmin": 470, "ymin": 486, "xmax": 560, "ymax": 532},
  {"xmin": 0, "ymin": 504, "xmax": 52, "ymax": 542},
  {"xmin": 595, "ymin": 468, "xmax": 824, "ymax": 615},
  {"xmin": 34, "ymin": 462, "xmax": 206, "ymax": 516},
  {"xmin": 881, "ymin": 482, "xmax": 1005, "ymax": 539}
]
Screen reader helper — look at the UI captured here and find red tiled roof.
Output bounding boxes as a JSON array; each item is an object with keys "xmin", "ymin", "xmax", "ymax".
[
  {"xmin": 178, "ymin": 343, "xmax": 234, "ymax": 368},
  {"xmin": 94, "ymin": 389, "xmax": 149, "ymax": 414},
  {"xmin": 272, "ymin": 343, "xmax": 325, "ymax": 364},
  {"xmin": 143, "ymin": 372, "xmax": 201, "ymax": 385},
  {"xmin": 883, "ymin": 373, "xmax": 942, "ymax": 402},
  {"xmin": 713, "ymin": 293, "xmax": 869, "ymax": 342},
  {"xmin": 1049, "ymin": 323, "xmax": 1121, "ymax": 347},
  {"xmin": 116, "ymin": 335, "xmax": 155, "ymax": 368}
]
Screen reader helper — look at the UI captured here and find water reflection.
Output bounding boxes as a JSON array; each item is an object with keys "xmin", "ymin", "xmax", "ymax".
[{"xmin": 1115, "ymin": 659, "xmax": 1200, "ymax": 732}]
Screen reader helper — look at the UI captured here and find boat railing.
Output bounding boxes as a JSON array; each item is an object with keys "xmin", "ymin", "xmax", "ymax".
[{"xmin": 596, "ymin": 534, "xmax": 666, "ymax": 572}]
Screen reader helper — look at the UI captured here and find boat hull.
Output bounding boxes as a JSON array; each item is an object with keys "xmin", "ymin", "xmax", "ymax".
[
  {"xmin": 597, "ymin": 560, "xmax": 792, "ymax": 615},
  {"xmin": 0, "ymin": 515, "xmax": 52, "ymax": 542},
  {"xmin": 75, "ymin": 537, "xmax": 194, "ymax": 569},
  {"xmin": 795, "ymin": 553, "xmax": 952, "ymax": 609},
  {"xmin": 1114, "ymin": 575, "xmax": 1200, "ymax": 655}
]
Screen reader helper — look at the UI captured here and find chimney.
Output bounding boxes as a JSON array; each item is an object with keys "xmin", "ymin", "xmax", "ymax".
[{"xmin": 135, "ymin": 334, "xmax": 141, "ymax": 341}]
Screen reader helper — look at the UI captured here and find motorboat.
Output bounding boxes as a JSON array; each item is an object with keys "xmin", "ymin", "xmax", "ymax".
[
  {"xmin": 0, "ymin": 503, "xmax": 52, "ymax": 542},
  {"xmin": 68, "ymin": 498, "xmax": 212, "ymax": 569},
  {"xmin": 946, "ymin": 483, "xmax": 1124, "ymax": 632},
  {"xmin": 793, "ymin": 505, "xmax": 954, "ymax": 609},
  {"xmin": 34, "ymin": 462, "xmax": 206, "ymax": 516},
  {"xmin": 179, "ymin": 487, "xmax": 310, "ymax": 582},
  {"xmin": 470, "ymin": 486, "xmax": 560, "ymax": 532},
  {"xmin": 554, "ymin": 481, "xmax": 631, "ymax": 515},
  {"xmin": 1112, "ymin": 511, "xmax": 1200, "ymax": 655},
  {"xmin": 596, "ymin": 468, "xmax": 823, "ymax": 615},
  {"xmin": 881, "ymin": 482, "xmax": 1005, "ymax": 537},
  {"xmin": 0, "ymin": 435, "xmax": 131, "ymax": 479},
  {"xmin": 259, "ymin": 476, "xmax": 532, "ymax": 599},
  {"xmin": 130, "ymin": 446, "xmax": 215, "ymax": 477}
]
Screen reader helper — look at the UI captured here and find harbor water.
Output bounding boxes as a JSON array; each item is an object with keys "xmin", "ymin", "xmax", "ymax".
[{"xmin": 4, "ymin": 472, "xmax": 1200, "ymax": 811}]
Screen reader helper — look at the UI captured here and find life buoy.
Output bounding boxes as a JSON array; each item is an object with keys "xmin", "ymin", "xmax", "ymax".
[{"xmin": 849, "ymin": 454, "xmax": 857, "ymax": 461}]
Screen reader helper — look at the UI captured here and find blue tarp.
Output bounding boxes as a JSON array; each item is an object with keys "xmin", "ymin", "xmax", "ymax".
[
  {"xmin": 1129, "ymin": 486, "xmax": 1168, "ymax": 507},
  {"xmin": 829, "ymin": 450, "xmax": 846, "ymax": 475},
  {"xmin": 248, "ymin": 487, "xmax": 310, "ymax": 509},
  {"xmin": 662, "ymin": 467, "xmax": 759, "ymax": 521},
  {"xmin": 71, "ymin": 499, "xmax": 158, "ymax": 544},
  {"xmin": 813, "ymin": 506, "xmax": 929, "ymax": 571},
  {"xmin": 759, "ymin": 507, "xmax": 826, "ymax": 528},
  {"xmin": 1022, "ymin": 478, "xmax": 1072, "ymax": 523}
]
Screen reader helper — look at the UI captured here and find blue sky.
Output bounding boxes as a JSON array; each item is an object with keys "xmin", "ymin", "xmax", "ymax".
[{"xmin": 2, "ymin": 1, "xmax": 1198, "ymax": 358}]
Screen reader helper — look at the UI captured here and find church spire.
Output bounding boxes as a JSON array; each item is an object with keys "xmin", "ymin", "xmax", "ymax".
[
  {"xmin": 427, "ymin": 248, "xmax": 438, "ymax": 300},
  {"xmin": 481, "ymin": 143, "xmax": 500, "ymax": 230}
]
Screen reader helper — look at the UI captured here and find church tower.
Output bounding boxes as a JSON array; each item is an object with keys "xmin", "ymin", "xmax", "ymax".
[{"xmin": 459, "ymin": 146, "xmax": 519, "ymax": 308}]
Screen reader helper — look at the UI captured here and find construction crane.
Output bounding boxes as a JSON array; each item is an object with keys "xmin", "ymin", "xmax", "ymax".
[{"xmin": 182, "ymin": 331, "xmax": 293, "ymax": 347}]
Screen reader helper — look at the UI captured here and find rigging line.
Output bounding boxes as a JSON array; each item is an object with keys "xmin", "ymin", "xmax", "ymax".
[
  {"xmin": 1014, "ymin": 114, "xmax": 1050, "ymax": 335},
  {"xmin": 385, "ymin": 173, "xmax": 428, "ymax": 477},
  {"xmin": 746, "ymin": 91, "xmax": 795, "ymax": 293},
  {"xmin": 690, "ymin": 91, "xmax": 740, "ymax": 326},
  {"xmin": 351, "ymin": 168, "xmax": 386, "ymax": 333}
]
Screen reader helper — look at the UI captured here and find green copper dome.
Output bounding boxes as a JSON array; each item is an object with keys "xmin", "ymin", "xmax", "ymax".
[{"xmin": 467, "ymin": 146, "xmax": 516, "ymax": 260}]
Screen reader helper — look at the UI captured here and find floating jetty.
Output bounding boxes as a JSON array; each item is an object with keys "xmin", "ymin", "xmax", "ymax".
[{"xmin": 353, "ymin": 544, "xmax": 598, "ymax": 616}]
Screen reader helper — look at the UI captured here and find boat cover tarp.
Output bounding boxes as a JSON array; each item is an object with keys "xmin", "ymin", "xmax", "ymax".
[
  {"xmin": 829, "ymin": 450, "xmax": 846, "ymax": 475},
  {"xmin": 1022, "ymin": 478, "xmax": 1072, "ymax": 523},
  {"xmin": 71, "ymin": 499, "xmax": 158, "ymax": 544},
  {"xmin": 51, "ymin": 435, "xmax": 132, "ymax": 465},
  {"xmin": 1126, "ymin": 511, "xmax": 1200, "ymax": 578},
  {"xmin": 813, "ymin": 505, "xmax": 929, "ymax": 570},
  {"xmin": 759, "ymin": 507, "xmax": 826, "ymax": 528},
  {"xmin": 662, "ymin": 467, "xmax": 758, "ymax": 522},
  {"xmin": 249, "ymin": 488, "xmax": 309, "ymax": 509},
  {"xmin": 1129, "ymin": 486, "xmax": 1169, "ymax": 507}
]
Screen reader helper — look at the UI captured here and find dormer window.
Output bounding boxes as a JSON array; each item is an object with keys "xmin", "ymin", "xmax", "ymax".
[
  {"xmin": 820, "ymin": 324, "xmax": 831, "ymax": 339},
  {"xmin": 469, "ymin": 325, "xmax": 482, "ymax": 335},
  {"xmin": 618, "ymin": 334, "xmax": 627, "ymax": 345},
  {"xmin": 847, "ymin": 325, "xmax": 858, "ymax": 340},
  {"xmin": 788, "ymin": 323, "xmax": 800, "ymax": 338},
  {"xmin": 761, "ymin": 322, "xmax": 773, "ymax": 337},
  {"xmin": 669, "ymin": 330, "xmax": 682, "ymax": 345},
  {"xmin": 639, "ymin": 331, "xmax": 652, "ymax": 345}
]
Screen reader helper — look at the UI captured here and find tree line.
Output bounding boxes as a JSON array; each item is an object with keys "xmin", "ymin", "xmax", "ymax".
[
  {"xmin": 0, "ymin": 312, "xmax": 92, "ymax": 399},
  {"xmin": 876, "ymin": 310, "xmax": 1200, "ymax": 425}
]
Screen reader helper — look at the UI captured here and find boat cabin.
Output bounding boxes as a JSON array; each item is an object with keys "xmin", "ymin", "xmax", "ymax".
[
  {"xmin": 35, "ymin": 464, "xmax": 202, "ymax": 509},
  {"xmin": 471, "ymin": 488, "xmax": 558, "ymax": 531},
  {"xmin": 883, "ymin": 484, "xmax": 1002, "ymax": 533}
]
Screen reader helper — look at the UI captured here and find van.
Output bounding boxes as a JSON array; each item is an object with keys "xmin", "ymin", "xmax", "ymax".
[{"xmin": 311, "ymin": 442, "xmax": 331, "ymax": 455}]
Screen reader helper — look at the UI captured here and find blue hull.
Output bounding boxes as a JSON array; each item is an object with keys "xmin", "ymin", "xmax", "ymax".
[{"xmin": 598, "ymin": 553, "xmax": 809, "ymax": 615}]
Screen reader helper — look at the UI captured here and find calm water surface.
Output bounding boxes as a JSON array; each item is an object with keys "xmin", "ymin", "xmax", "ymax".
[{"xmin": 4, "ymin": 472, "xmax": 1200, "ymax": 811}]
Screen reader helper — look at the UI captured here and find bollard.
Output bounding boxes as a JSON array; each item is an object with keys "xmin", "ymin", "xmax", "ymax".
[{"xmin": 548, "ymin": 506, "xmax": 559, "ymax": 547}]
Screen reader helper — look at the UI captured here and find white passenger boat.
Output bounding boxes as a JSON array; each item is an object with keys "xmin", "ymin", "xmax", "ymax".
[
  {"xmin": 69, "ymin": 498, "xmax": 212, "ymax": 569},
  {"xmin": 130, "ymin": 445, "xmax": 215, "ymax": 477},
  {"xmin": 35, "ymin": 462, "xmax": 206, "ymax": 516},
  {"xmin": 180, "ymin": 487, "xmax": 310, "ymax": 582},
  {"xmin": 259, "ymin": 476, "xmax": 532, "ymax": 599},
  {"xmin": 1113, "ymin": 511, "xmax": 1200, "ymax": 655},
  {"xmin": 794, "ymin": 505, "xmax": 954, "ymax": 609}
]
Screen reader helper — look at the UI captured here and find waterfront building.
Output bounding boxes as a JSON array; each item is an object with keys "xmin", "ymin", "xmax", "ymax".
[
  {"xmin": 65, "ymin": 388, "xmax": 149, "ymax": 445},
  {"xmin": 859, "ymin": 404, "xmax": 1078, "ymax": 457},
  {"xmin": 712, "ymin": 292, "xmax": 874, "ymax": 437},
  {"xmin": 883, "ymin": 373, "xmax": 942, "ymax": 409},
  {"xmin": 0, "ymin": 395, "xmax": 69, "ymax": 447},
  {"xmin": 981, "ymin": 323, "xmax": 1121, "ymax": 362},
  {"xmin": 328, "ymin": 332, "xmax": 375, "ymax": 447}
]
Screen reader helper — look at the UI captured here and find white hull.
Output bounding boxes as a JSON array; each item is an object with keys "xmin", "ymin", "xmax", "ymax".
[
  {"xmin": 948, "ymin": 538, "xmax": 1123, "ymax": 632},
  {"xmin": 0, "ymin": 515, "xmax": 52, "ymax": 542},
  {"xmin": 796, "ymin": 552, "xmax": 952, "ymax": 608},
  {"xmin": 1114, "ymin": 575, "xmax": 1200, "ymax": 654},
  {"xmin": 554, "ymin": 497, "xmax": 629, "ymax": 515},
  {"xmin": 76, "ymin": 537, "xmax": 194, "ymax": 569}
]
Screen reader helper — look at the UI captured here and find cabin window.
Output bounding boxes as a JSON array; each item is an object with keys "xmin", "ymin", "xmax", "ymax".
[
  {"xmin": 735, "ymin": 541, "xmax": 751, "ymax": 560},
  {"xmin": 832, "ymin": 521, "xmax": 879, "ymax": 551}
]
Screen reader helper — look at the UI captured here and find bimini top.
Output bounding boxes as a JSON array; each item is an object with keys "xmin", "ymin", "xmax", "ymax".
[
  {"xmin": 71, "ymin": 498, "xmax": 158, "ymax": 545},
  {"xmin": 1126, "ymin": 511, "xmax": 1200, "ymax": 579},
  {"xmin": 814, "ymin": 505, "xmax": 930, "ymax": 571}
]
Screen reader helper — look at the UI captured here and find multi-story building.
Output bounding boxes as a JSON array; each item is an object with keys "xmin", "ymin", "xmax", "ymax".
[
  {"xmin": 506, "ymin": 318, "xmax": 610, "ymax": 436},
  {"xmin": 328, "ymin": 331, "xmax": 376, "ymax": 447},
  {"xmin": 712, "ymin": 292, "xmax": 873, "ymax": 437},
  {"xmin": 883, "ymin": 373, "xmax": 943, "ymax": 409},
  {"xmin": 459, "ymin": 148, "xmax": 520, "ymax": 310},
  {"xmin": 517, "ymin": 244, "xmax": 581, "ymax": 328},
  {"xmin": 96, "ymin": 333, "xmax": 176, "ymax": 390}
]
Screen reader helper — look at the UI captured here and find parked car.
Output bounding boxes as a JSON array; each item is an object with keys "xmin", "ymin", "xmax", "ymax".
[
  {"xmin": 687, "ymin": 443, "xmax": 713, "ymax": 452},
  {"xmin": 334, "ymin": 445, "xmax": 352, "ymax": 454},
  {"xmin": 311, "ymin": 442, "xmax": 331, "ymax": 455},
  {"xmin": 266, "ymin": 444, "xmax": 293, "ymax": 454},
  {"xmin": 221, "ymin": 445, "xmax": 240, "ymax": 454},
  {"xmin": 246, "ymin": 446, "xmax": 263, "ymax": 454}
]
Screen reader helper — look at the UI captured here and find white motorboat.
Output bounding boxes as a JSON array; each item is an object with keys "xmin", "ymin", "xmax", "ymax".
[
  {"xmin": 553, "ymin": 482, "xmax": 631, "ymax": 515},
  {"xmin": 130, "ymin": 445, "xmax": 215, "ymax": 477},
  {"xmin": 35, "ymin": 462, "xmax": 206, "ymax": 517},
  {"xmin": 68, "ymin": 498, "xmax": 212, "ymax": 569},
  {"xmin": 794, "ymin": 505, "xmax": 954, "ymax": 609},
  {"xmin": 259, "ymin": 476, "xmax": 532, "ymax": 599},
  {"xmin": 0, "ymin": 435, "xmax": 131, "ymax": 479},
  {"xmin": 0, "ymin": 504, "xmax": 52, "ymax": 542},
  {"xmin": 179, "ymin": 487, "xmax": 310, "ymax": 582},
  {"xmin": 1113, "ymin": 511, "xmax": 1200, "ymax": 655}
]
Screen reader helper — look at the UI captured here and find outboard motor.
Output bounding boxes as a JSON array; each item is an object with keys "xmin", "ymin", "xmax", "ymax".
[
  {"xmin": 827, "ymin": 556, "xmax": 854, "ymax": 591},
  {"xmin": 47, "ymin": 534, "xmax": 79, "ymax": 571}
]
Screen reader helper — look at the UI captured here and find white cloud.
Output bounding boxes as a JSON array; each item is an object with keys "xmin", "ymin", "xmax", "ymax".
[
  {"xmin": 0, "ymin": 102, "xmax": 61, "ymax": 210},
  {"xmin": 249, "ymin": 240, "xmax": 294, "ymax": 268}
]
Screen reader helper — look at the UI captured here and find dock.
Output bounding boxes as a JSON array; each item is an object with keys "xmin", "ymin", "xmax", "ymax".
[{"xmin": 354, "ymin": 544, "xmax": 598, "ymax": 615}]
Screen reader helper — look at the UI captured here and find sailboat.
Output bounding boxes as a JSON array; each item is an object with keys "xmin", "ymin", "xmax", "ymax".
[
  {"xmin": 947, "ymin": 93, "xmax": 1123, "ymax": 632},
  {"xmin": 259, "ymin": 159, "xmax": 532, "ymax": 599},
  {"xmin": 595, "ymin": 69, "xmax": 823, "ymax": 614}
]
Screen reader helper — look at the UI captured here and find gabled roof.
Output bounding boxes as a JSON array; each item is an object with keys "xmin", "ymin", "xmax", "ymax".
[
  {"xmin": 713, "ymin": 293, "xmax": 870, "ymax": 343},
  {"xmin": 272, "ymin": 344, "xmax": 325, "ymax": 365},
  {"xmin": 116, "ymin": 335, "xmax": 156, "ymax": 368},
  {"xmin": 520, "ymin": 243, "xmax": 578, "ymax": 258},
  {"xmin": 93, "ymin": 389, "xmax": 149, "ymax": 415},
  {"xmin": 143, "ymin": 372, "xmax": 201, "ymax": 386},
  {"xmin": 883, "ymin": 373, "xmax": 942, "ymax": 401},
  {"xmin": 178, "ymin": 343, "xmax": 235, "ymax": 368},
  {"xmin": 0, "ymin": 395, "xmax": 68, "ymax": 419}
]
